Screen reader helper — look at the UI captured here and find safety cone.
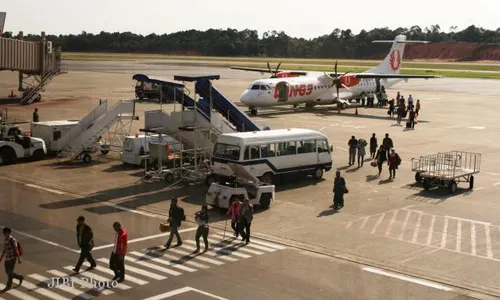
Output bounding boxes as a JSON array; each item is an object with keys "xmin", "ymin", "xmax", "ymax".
[
  {"xmin": 355, "ymin": 107, "xmax": 358, "ymax": 115},
  {"xmin": 8, "ymin": 90, "xmax": 15, "ymax": 98},
  {"xmin": 337, "ymin": 106, "xmax": 341, "ymax": 114}
]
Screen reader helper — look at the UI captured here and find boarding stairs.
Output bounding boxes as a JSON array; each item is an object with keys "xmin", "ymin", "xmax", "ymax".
[
  {"xmin": 58, "ymin": 100, "xmax": 136, "ymax": 161},
  {"xmin": 21, "ymin": 68, "xmax": 61, "ymax": 105}
]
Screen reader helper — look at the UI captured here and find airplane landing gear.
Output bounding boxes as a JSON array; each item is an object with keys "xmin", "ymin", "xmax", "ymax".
[{"xmin": 250, "ymin": 107, "xmax": 258, "ymax": 116}]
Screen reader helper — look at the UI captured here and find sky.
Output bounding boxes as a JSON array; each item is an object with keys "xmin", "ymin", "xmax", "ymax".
[{"xmin": 2, "ymin": 0, "xmax": 499, "ymax": 39}]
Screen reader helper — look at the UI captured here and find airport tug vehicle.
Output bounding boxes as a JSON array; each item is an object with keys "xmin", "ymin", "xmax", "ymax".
[
  {"xmin": 206, "ymin": 163, "xmax": 275, "ymax": 211},
  {"xmin": 0, "ymin": 124, "xmax": 47, "ymax": 165},
  {"xmin": 412, "ymin": 151, "xmax": 481, "ymax": 194}
]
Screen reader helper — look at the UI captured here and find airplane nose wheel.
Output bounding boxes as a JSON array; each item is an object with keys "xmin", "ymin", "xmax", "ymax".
[{"xmin": 250, "ymin": 108, "xmax": 258, "ymax": 115}]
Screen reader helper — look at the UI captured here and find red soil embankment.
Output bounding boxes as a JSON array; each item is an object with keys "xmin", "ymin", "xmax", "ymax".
[{"xmin": 404, "ymin": 43, "xmax": 500, "ymax": 61}]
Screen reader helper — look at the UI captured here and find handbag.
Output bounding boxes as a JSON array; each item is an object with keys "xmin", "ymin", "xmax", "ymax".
[
  {"xmin": 159, "ymin": 222, "xmax": 170, "ymax": 232},
  {"xmin": 370, "ymin": 160, "xmax": 378, "ymax": 167},
  {"xmin": 344, "ymin": 187, "xmax": 349, "ymax": 194}
]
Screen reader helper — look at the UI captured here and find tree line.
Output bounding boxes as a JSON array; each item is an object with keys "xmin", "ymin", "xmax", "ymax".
[{"xmin": 1, "ymin": 25, "xmax": 499, "ymax": 58}]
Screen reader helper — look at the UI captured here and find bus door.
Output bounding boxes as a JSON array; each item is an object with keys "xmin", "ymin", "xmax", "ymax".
[{"xmin": 316, "ymin": 139, "xmax": 331, "ymax": 165}]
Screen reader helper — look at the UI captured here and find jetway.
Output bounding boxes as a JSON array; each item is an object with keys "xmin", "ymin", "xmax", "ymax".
[{"xmin": 0, "ymin": 32, "xmax": 65, "ymax": 104}]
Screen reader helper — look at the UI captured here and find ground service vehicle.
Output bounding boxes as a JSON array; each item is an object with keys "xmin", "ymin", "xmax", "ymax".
[
  {"xmin": 31, "ymin": 120, "xmax": 78, "ymax": 153},
  {"xmin": 206, "ymin": 163, "xmax": 275, "ymax": 210},
  {"xmin": 135, "ymin": 81, "xmax": 160, "ymax": 100},
  {"xmin": 209, "ymin": 128, "xmax": 333, "ymax": 185},
  {"xmin": 0, "ymin": 124, "xmax": 47, "ymax": 165},
  {"xmin": 412, "ymin": 151, "xmax": 481, "ymax": 194},
  {"xmin": 121, "ymin": 134, "xmax": 181, "ymax": 166}
]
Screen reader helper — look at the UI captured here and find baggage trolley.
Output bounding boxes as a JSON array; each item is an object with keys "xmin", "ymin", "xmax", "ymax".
[{"xmin": 411, "ymin": 151, "xmax": 481, "ymax": 194}]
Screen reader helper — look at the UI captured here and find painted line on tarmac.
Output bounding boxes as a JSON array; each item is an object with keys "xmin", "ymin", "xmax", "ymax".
[
  {"xmin": 362, "ymin": 266, "xmax": 452, "ymax": 292},
  {"xmin": 142, "ymin": 286, "xmax": 229, "ymax": 300},
  {"xmin": 336, "ymin": 147, "xmax": 347, "ymax": 151},
  {"xmin": 2, "ymin": 226, "xmax": 79, "ymax": 253},
  {"xmin": 25, "ymin": 183, "xmax": 65, "ymax": 195},
  {"xmin": 92, "ymin": 227, "xmax": 198, "ymax": 250},
  {"xmin": 493, "ymin": 182, "xmax": 500, "ymax": 186}
]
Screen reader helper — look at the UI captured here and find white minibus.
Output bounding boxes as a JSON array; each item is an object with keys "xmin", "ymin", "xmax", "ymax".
[{"xmin": 209, "ymin": 128, "xmax": 333, "ymax": 184}]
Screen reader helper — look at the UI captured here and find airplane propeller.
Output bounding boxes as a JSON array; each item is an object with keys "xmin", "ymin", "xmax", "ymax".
[
  {"xmin": 267, "ymin": 62, "xmax": 282, "ymax": 78},
  {"xmin": 324, "ymin": 60, "xmax": 352, "ymax": 101}
]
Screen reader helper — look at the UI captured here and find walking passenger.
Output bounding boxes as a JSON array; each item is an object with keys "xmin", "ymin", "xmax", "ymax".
[
  {"xmin": 388, "ymin": 149, "xmax": 402, "ymax": 179},
  {"xmin": 382, "ymin": 133, "xmax": 393, "ymax": 156},
  {"xmin": 0, "ymin": 228, "xmax": 23, "ymax": 292},
  {"xmin": 357, "ymin": 138, "xmax": 367, "ymax": 167},
  {"xmin": 194, "ymin": 205, "xmax": 209, "ymax": 253},
  {"xmin": 73, "ymin": 216, "xmax": 96, "ymax": 273},
  {"xmin": 165, "ymin": 198, "xmax": 186, "ymax": 249},
  {"xmin": 32, "ymin": 108, "xmax": 39, "ymax": 123},
  {"xmin": 415, "ymin": 99, "xmax": 421, "ymax": 117},
  {"xmin": 238, "ymin": 199, "xmax": 254, "ymax": 244},
  {"xmin": 333, "ymin": 171, "xmax": 347, "ymax": 209},
  {"xmin": 408, "ymin": 109, "xmax": 416, "ymax": 130},
  {"xmin": 109, "ymin": 222, "xmax": 127, "ymax": 282},
  {"xmin": 348, "ymin": 136, "xmax": 357, "ymax": 166},
  {"xmin": 226, "ymin": 197, "xmax": 242, "ymax": 237},
  {"xmin": 370, "ymin": 133, "xmax": 378, "ymax": 159},
  {"xmin": 389, "ymin": 99, "xmax": 395, "ymax": 117},
  {"xmin": 374, "ymin": 145, "xmax": 387, "ymax": 176}
]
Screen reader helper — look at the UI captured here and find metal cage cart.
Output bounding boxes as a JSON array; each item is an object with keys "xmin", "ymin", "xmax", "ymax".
[{"xmin": 411, "ymin": 151, "xmax": 481, "ymax": 194}]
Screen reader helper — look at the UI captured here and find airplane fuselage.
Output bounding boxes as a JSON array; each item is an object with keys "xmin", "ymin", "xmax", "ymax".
[{"xmin": 240, "ymin": 76, "xmax": 401, "ymax": 108}]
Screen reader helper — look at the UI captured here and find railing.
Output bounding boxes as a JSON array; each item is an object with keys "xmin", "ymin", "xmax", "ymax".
[{"xmin": 411, "ymin": 151, "xmax": 481, "ymax": 178}]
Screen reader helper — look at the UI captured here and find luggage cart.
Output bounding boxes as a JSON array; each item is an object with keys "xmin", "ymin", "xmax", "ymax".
[{"xmin": 411, "ymin": 151, "xmax": 481, "ymax": 194}]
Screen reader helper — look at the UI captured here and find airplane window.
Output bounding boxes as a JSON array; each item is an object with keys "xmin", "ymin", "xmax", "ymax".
[
  {"xmin": 251, "ymin": 85, "xmax": 260, "ymax": 90},
  {"xmin": 266, "ymin": 85, "xmax": 272, "ymax": 89},
  {"xmin": 260, "ymin": 85, "xmax": 267, "ymax": 90}
]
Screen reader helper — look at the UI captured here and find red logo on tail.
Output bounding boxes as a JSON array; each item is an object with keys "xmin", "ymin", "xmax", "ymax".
[{"xmin": 389, "ymin": 50, "xmax": 401, "ymax": 71}]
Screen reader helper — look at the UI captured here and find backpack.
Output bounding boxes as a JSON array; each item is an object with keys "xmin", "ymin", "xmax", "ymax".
[{"xmin": 11, "ymin": 238, "xmax": 22, "ymax": 257}]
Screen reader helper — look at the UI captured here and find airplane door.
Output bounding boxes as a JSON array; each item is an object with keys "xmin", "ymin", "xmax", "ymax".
[
  {"xmin": 375, "ymin": 79, "xmax": 381, "ymax": 93},
  {"xmin": 276, "ymin": 82, "xmax": 289, "ymax": 103}
]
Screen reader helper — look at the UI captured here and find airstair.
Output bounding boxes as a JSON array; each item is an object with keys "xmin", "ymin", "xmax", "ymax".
[
  {"xmin": 58, "ymin": 100, "xmax": 136, "ymax": 162},
  {"xmin": 21, "ymin": 68, "xmax": 61, "ymax": 105}
]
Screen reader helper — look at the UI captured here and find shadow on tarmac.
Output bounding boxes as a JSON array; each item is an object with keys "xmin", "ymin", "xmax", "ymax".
[{"xmin": 402, "ymin": 182, "xmax": 474, "ymax": 203}]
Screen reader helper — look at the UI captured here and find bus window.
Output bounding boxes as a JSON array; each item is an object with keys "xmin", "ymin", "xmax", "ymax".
[
  {"xmin": 244, "ymin": 146, "xmax": 250, "ymax": 160},
  {"xmin": 317, "ymin": 139, "xmax": 329, "ymax": 153},
  {"xmin": 261, "ymin": 144, "xmax": 273, "ymax": 158},
  {"xmin": 214, "ymin": 143, "xmax": 241, "ymax": 160},
  {"xmin": 298, "ymin": 140, "xmax": 316, "ymax": 153},
  {"xmin": 268, "ymin": 143, "xmax": 276, "ymax": 156},
  {"xmin": 250, "ymin": 145, "xmax": 260, "ymax": 159}
]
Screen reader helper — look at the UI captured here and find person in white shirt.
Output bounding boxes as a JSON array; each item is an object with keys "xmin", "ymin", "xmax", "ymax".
[{"xmin": 408, "ymin": 95, "xmax": 414, "ymax": 110}]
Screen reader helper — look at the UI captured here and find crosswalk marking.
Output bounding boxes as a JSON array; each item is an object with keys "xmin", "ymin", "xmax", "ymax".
[
  {"xmin": 123, "ymin": 255, "xmax": 181, "ymax": 276},
  {"xmin": 63, "ymin": 266, "xmax": 131, "ymax": 290},
  {"xmin": 80, "ymin": 263, "xmax": 148, "ymax": 286},
  {"xmin": 211, "ymin": 233, "xmax": 277, "ymax": 252},
  {"xmin": 28, "ymin": 273, "xmax": 94, "ymax": 300},
  {"xmin": 0, "ymin": 235, "xmax": 286, "ymax": 300},
  {"xmin": 47, "ymin": 269, "xmax": 113, "ymax": 296},
  {"xmin": 208, "ymin": 237, "xmax": 264, "ymax": 255},
  {"xmin": 485, "ymin": 224, "xmax": 493, "ymax": 258},
  {"xmin": 129, "ymin": 251, "xmax": 197, "ymax": 272},
  {"xmin": 96, "ymin": 258, "xmax": 167, "ymax": 280},
  {"xmin": 181, "ymin": 244, "xmax": 238, "ymax": 262},
  {"xmin": 0, "ymin": 283, "xmax": 39, "ymax": 300},
  {"xmin": 19, "ymin": 279, "xmax": 70, "ymax": 300},
  {"xmin": 186, "ymin": 240, "xmax": 251, "ymax": 259},
  {"xmin": 168, "ymin": 248, "xmax": 224, "ymax": 266}
]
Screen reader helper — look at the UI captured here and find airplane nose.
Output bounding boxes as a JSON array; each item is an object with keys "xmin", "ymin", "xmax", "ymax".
[{"xmin": 240, "ymin": 90, "xmax": 250, "ymax": 104}]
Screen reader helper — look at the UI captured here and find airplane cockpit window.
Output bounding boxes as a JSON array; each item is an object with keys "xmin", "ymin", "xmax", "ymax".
[
  {"xmin": 260, "ymin": 85, "xmax": 267, "ymax": 90},
  {"xmin": 266, "ymin": 85, "xmax": 272, "ymax": 90},
  {"xmin": 251, "ymin": 85, "xmax": 260, "ymax": 90}
]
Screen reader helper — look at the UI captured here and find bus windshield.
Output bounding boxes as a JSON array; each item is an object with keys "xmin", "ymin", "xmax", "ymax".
[{"xmin": 213, "ymin": 143, "xmax": 241, "ymax": 160}]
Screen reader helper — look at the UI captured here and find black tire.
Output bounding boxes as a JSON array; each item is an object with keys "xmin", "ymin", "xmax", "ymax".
[
  {"xmin": 35, "ymin": 94, "xmax": 42, "ymax": 102},
  {"xmin": 138, "ymin": 92, "xmax": 144, "ymax": 100},
  {"xmin": 31, "ymin": 149, "xmax": 44, "ymax": 161},
  {"xmin": 423, "ymin": 178, "xmax": 431, "ymax": 191},
  {"xmin": 83, "ymin": 154, "xmax": 92, "ymax": 164},
  {"xmin": 250, "ymin": 108, "xmax": 258, "ymax": 116},
  {"xmin": 448, "ymin": 180, "xmax": 457, "ymax": 194},
  {"xmin": 100, "ymin": 150, "xmax": 109, "ymax": 155},
  {"xmin": 261, "ymin": 172, "xmax": 273, "ymax": 184},
  {"xmin": 313, "ymin": 167, "xmax": 324, "ymax": 180},
  {"xmin": 259, "ymin": 193, "xmax": 272, "ymax": 209},
  {"xmin": 415, "ymin": 172, "xmax": 422, "ymax": 183},
  {"xmin": 0, "ymin": 147, "xmax": 16, "ymax": 165},
  {"xmin": 164, "ymin": 173, "xmax": 174, "ymax": 183},
  {"xmin": 469, "ymin": 175, "xmax": 474, "ymax": 190}
]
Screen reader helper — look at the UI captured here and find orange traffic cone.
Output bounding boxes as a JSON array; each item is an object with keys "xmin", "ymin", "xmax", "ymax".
[
  {"xmin": 8, "ymin": 90, "xmax": 14, "ymax": 98},
  {"xmin": 355, "ymin": 107, "xmax": 358, "ymax": 115}
]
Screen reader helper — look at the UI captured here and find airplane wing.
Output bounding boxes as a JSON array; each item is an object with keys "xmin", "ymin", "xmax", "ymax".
[
  {"xmin": 353, "ymin": 73, "xmax": 441, "ymax": 79},
  {"xmin": 230, "ymin": 66, "xmax": 308, "ymax": 76}
]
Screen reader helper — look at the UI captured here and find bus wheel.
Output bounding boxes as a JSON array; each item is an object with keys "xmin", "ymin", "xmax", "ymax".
[
  {"xmin": 261, "ymin": 172, "xmax": 273, "ymax": 184},
  {"xmin": 313, "ymin": 167, "xmax": 324, "ymax": 180}
]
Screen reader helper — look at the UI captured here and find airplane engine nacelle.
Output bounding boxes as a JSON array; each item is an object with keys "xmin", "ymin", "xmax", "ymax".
[
  {"xmin": 340, "ymin": 75, "xmax": 361, "ymax": 87},
  {"xmin": 276, "ymin": 71, "xmax": 299, "ymax": 78}
]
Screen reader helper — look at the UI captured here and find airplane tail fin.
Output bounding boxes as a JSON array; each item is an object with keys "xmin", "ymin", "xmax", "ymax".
[
  {"xmin": 0, "ymin": 12, "xmax": 6, "ymax": 35},
  {"xmin": 367, "ymin": 35, "xmax": 429, "ymax": 74}
]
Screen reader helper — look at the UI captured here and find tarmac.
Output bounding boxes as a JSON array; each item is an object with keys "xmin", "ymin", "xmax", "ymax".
[{"xmin": 0, "ymin": 60, "xmax": 500, "ymax": 299}]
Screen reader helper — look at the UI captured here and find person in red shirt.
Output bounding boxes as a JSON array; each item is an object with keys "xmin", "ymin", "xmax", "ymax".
[
  {"xmin": 226, "ymin": 197, "xmax": 242, "ymax": 237},
  {"xmin": 109, "ymin": 222, "xmax": 128, "ymax": 283}
]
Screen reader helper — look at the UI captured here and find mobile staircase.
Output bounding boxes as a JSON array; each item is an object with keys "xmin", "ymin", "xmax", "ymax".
[{"xmin": 57, "ymin": 99, "xmax": 137, "ymax": 163}]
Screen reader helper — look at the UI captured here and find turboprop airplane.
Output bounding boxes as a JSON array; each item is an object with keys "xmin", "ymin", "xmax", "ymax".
[{"xmin": 231, "ymin": 35, "xmax": 441, "ymax": 115}]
